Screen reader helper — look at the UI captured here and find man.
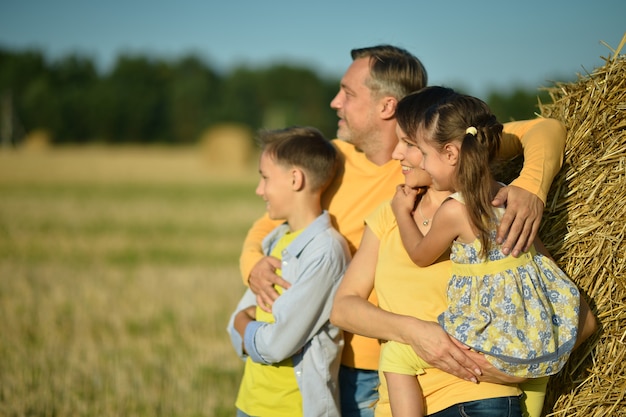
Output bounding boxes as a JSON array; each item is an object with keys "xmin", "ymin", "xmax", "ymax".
[{"xmin": 239, "ymin": 45, "xmax": 566, "ymax": 417}]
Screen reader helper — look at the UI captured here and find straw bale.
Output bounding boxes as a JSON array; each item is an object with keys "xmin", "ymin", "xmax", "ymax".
[
  {"xmin": 198, "ymin": 123, "xmax": 256, "ymax": 172},
  {"xmin": 523, "ymin": 35, "xmax": 626, "ymax": 416}
]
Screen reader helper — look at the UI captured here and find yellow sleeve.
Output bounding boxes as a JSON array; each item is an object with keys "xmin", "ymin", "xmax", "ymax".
[
  {"xmin": 500, "ymin": 118, "xmax": 566, "ymax": 203},
  {"xmin": 239, "ymin": 213, "xmax": 283, "ymax": 285}
]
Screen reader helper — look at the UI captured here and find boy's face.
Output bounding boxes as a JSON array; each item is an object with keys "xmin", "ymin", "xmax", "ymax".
[{"xmin": 256, "ymin": 151, "xmax": 293, "ymax": 220}]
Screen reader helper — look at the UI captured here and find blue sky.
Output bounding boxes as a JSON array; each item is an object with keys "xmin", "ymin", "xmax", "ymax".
[{"xmin": 1, "ymin": 0, "xmax": 624, "ymax": 97}]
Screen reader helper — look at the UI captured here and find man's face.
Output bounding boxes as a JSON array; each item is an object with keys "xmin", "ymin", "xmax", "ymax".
[{"xmin": 329, "ymin": 57, "xmax": 379, "ymax": 148}]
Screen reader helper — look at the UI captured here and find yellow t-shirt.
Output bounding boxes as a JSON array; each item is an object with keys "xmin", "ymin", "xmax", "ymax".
[
  {"xmin": 367, "ymin": 202, "xmax": 521, "ymax": 416},
  {"xmin": 240, "ymin": 120, "xmax": 565, "ymax": 371},
  {"xmin": 236, "ymin": 230, "xmax": 303, "ymax": 417}
]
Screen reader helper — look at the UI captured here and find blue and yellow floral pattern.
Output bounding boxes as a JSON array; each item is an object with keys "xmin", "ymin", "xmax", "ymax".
[{"xmin": 438, "ymin": 194, "xmax": 580, "ymax": 378}]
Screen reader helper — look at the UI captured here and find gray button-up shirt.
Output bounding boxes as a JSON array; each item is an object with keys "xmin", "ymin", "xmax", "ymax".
[{"xmin": 228, "ymin": 211, "xmax": 351, "ymax": 416}]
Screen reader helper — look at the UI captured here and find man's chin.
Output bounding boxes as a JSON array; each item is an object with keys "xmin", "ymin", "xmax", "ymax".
[{"xmin": 336, "ymin": 132, "xmax": 352, "ymax": 143}]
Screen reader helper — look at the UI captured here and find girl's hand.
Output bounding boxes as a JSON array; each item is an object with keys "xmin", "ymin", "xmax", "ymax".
[{"xmin": 391, "ymin": 185, "xmax": 418, "ymax": 218}]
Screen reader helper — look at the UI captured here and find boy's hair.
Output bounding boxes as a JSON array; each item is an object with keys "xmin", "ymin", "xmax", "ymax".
[
  {"xmin": 257, "ymin": 126, "xmax": 339, "ymax": 192},
  {"xmin": 351, "ymin": 45, "xmax": 428, "ymax": 101},
  {"xmin": 420, "ymin": 92, "xmax": 503, "ymax": 255}
]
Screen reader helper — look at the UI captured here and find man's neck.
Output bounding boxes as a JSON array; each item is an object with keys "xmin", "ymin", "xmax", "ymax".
[
  {"xmin": 358, "ymin": 136, "xmax": 396, "ymax": 166},
  {"xmin": 361, "ymin": 123, "xmax": 398, "ymax": 166}
]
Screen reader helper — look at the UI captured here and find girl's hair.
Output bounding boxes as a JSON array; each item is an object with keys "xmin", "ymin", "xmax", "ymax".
[
  {"xmin": 257, "ymin": 126, "xmax": 340, "ymax": 192},
  {"xmin": 420, "ymin": 92, "xmax": 503, "ymax": 255},
  {"xmin": 350, "ymin": 45, "xmax": 428, "ymax": 100},
  {"xmin": 396, "ymin": 86, "xmax": 457, "ymax": 138}
]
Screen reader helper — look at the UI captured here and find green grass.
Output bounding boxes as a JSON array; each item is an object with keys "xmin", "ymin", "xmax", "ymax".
[{"xmin": 0, "ymin": 146, "xmax": 264, "ymax": 416}]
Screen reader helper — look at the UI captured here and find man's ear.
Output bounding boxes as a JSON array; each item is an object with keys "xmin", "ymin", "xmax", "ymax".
[
  {"xmin": 291, "ymin": 168, "xmax": 305, "ymax": 191},
  {"xmin": 444, "ymin": 143, "xmax": 460, "ymax": 166},
  {"xmin": 380, "ymin": 97, "xmax": 398, "ymax": 120}
]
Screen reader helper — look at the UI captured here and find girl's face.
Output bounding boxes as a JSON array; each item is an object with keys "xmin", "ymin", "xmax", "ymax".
[
  {"xmin": 255, "ymin": 151, "xmax": 293, "ymax": 220},
  {"xmin": 392, "ymin": 124, "xmax": 432, "ymax": 189},
  {"xmin": 415, "ymin": 126, "xmax": 456, "ymax": 192}
]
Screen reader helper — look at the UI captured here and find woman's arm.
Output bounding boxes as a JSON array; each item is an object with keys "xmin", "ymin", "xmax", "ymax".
[{"xmin": 331, "ymin": 226, "xmax": 483, "ymax": 382}]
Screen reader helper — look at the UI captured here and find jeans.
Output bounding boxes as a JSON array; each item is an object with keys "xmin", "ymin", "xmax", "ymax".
[
  {"xmin": 428, "ymin": 396, "xmax": 522, "ymax": 417},
  {"xmin": 339, "ymin": 365, "xmax": 379, "ymax": 417}
]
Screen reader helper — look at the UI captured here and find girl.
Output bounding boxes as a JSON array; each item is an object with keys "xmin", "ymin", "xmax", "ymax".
[{"xmin": 385, "ymin": 88, "xmax": 581, "ymax": 417}]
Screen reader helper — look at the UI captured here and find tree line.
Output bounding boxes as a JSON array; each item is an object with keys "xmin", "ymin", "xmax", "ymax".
[{"xmin": 0, "ymin": 46, "xmax": 551, "ymax": 146}]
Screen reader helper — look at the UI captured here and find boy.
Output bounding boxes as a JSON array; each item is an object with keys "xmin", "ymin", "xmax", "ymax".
[{"xmin": 227, "ymin": 126, "xmax": 351, "ymax": 417}]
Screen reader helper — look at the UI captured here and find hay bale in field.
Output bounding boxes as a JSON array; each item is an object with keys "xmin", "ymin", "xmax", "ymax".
[
  {"xmin": 21, "ymin": 129, "xmax": 52, "ymax": 151},
  {"xmin": 199, "ymin": 123, "xmax": 256, "ymax": 172},
  {"xmin": 532, "ymin": 35, "xmax": 626, "ymax": 416}
]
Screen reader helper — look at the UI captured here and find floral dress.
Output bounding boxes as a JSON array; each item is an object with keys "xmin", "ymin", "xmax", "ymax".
[{"xmin": 438, "ymin": 193, "xmax": 580, "ymax": 378}]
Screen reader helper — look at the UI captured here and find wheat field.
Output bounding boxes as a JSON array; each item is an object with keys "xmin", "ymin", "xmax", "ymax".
[{"xmin": 0, "ymin": 146, "xmax": 263, "ymax": 416}]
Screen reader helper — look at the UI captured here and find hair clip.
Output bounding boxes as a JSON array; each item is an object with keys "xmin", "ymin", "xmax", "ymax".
[{"xmin": 465, "ymin": 126, "xmax": 477, "ymax": 136}]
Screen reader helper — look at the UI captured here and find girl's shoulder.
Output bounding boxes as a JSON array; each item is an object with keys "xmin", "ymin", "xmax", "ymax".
[
  {"xmin": 446, "ymin": 192, "xmax": 464, "ymax": 204},
  {"xmin": 437, "ymin": 194, "xmax": 468, "ymax": 220},
  {"xmin": 451, "ymin": 182, "xmax": 504, "ymax": 205}
]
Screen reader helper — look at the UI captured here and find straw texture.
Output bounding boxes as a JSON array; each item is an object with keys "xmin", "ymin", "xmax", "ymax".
[{"xmin": 531, "ymin": 34, "xmax": 626, "ymax": 416}]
